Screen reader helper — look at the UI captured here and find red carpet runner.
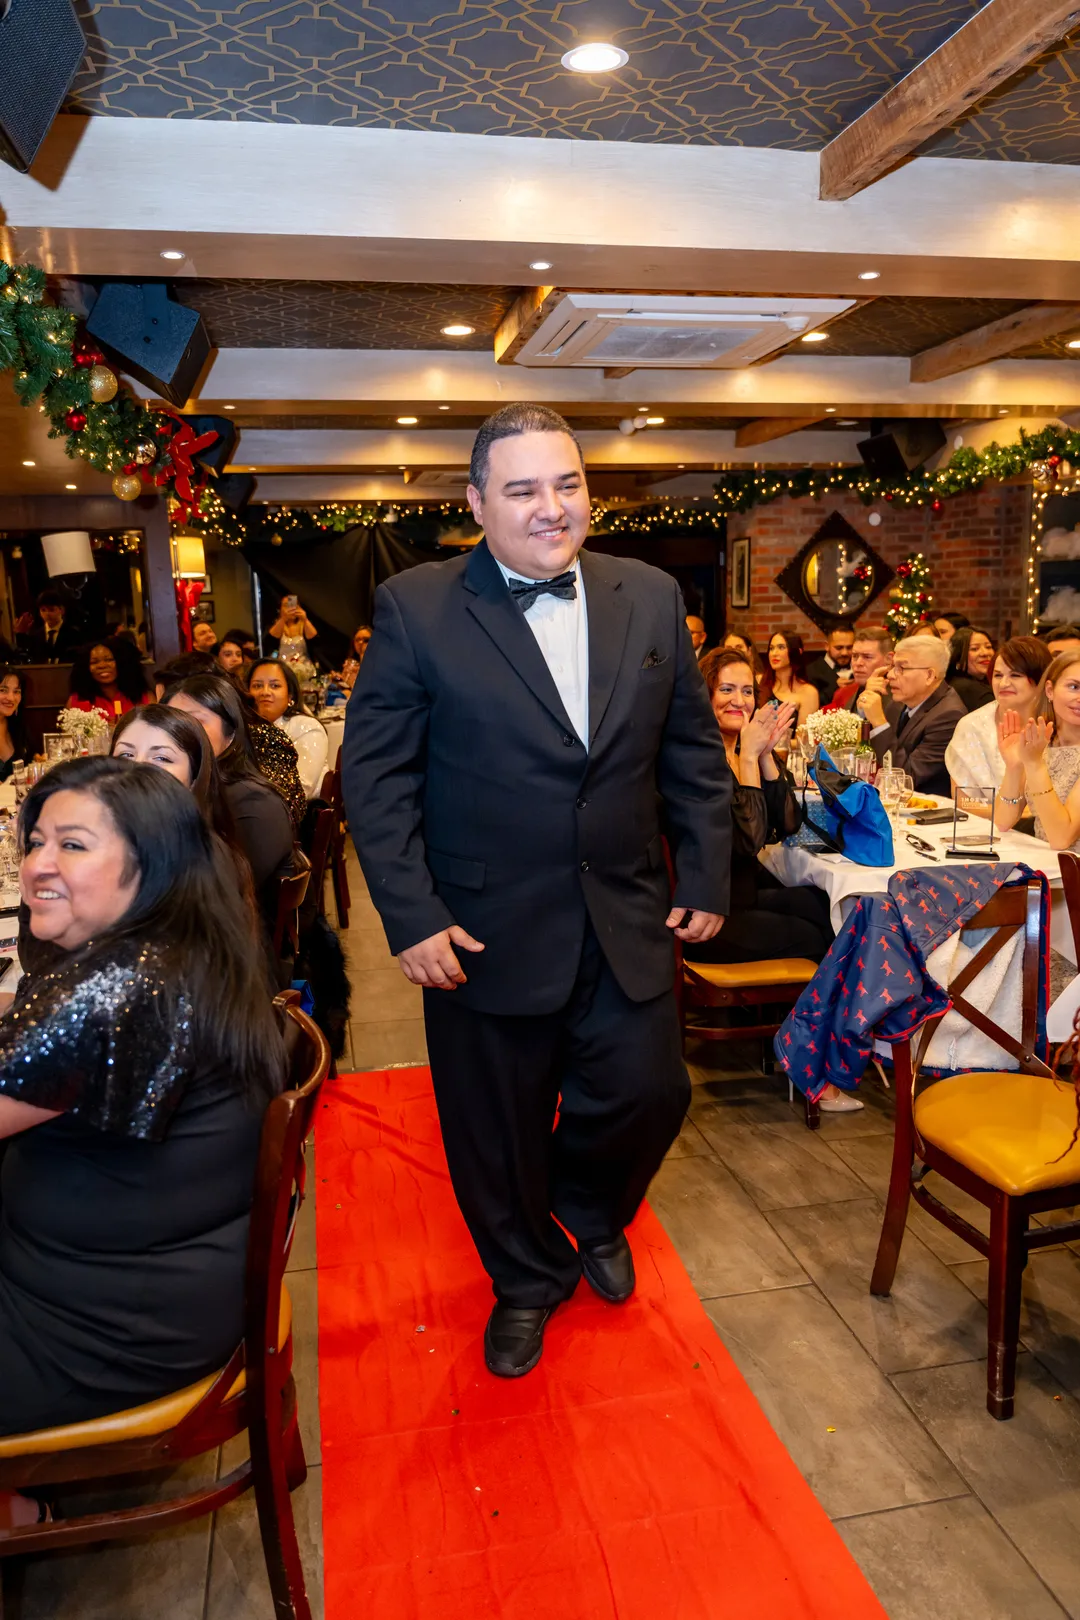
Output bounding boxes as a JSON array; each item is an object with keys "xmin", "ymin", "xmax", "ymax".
[{"xmin": 316, "ymin": 1068, "xmax": 888, "ymax": 1619}]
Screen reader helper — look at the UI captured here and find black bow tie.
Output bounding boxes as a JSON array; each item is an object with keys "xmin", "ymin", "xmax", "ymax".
[{"xmin": 507, "ymin": 571, "xmax": 577, "ymax": 612}]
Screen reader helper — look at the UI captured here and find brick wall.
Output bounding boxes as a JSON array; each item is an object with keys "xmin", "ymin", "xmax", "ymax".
[{"xmin": 724, "ymin": 485, "xmax": 1031, "ymax": 653}]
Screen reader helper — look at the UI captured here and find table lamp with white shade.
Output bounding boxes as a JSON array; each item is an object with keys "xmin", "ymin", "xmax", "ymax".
[{"xmin": 41, "ymin": 531, "xmax": 95, "ymax": 577}]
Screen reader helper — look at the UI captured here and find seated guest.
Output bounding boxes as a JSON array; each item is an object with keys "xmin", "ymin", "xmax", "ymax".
[
  {"xmin": 1043, "ymin": 624, "xmax": 1080, "ymax": 660},
  {"xmin": 822, "ymin": 627, "xmax": 892, "ymax": 713},
  {"xmin": 0, "ymin": 668, "xmax": 29, "ymax": 781},
  {"xmin": 934, "ymin": 612, "xmax": 970, "ymax": 643},
  {"xmin": 68, "ymin": 637, "xmax": 151, "ymax": 720},
  {"xmin": 0, "ymin": 757, "xmax": 285, "ymax": 1460},
  {"xmin": 858, "ymin": 634, "xmax": 966, "ymax": 796},
  {"xmin": 805, "ymin": 626, "xmax": 855, "ymax": 705},
  {"xmin": 722, "ymin": 629, "xmax": 761, "ymax": 674},
  {"xmin": 685, "ymin": 614, "xmax": 708, "ymax": 659},
  {"xmin": 946, "ymin": 636, "xmax": 1052, "ymax": 816},
  {"xmin": 165, "ymin": 675, "xmax": 295, "ymax": 943},
  {"xmin": 946, "ymin": 625, "xmax": 995, "ymax": 712},
  {"xmin": 192, "ymin": 620, "xmax": 218, "ymax": 655},
  {"xmin": 760, "ymin": 628, "xmax": 819, "ymax": 725},
  {"xmin": 216, "ymin": 628, "xmax": 252, "ymax": 678},
  {"xmin": 16, "ymin": 589, "xmax": 77, "ymax": 663},
  {"xmin": 337, "ymin": 624, "xmax": 373, "ymax": 693},
  {"xmin": 247, "ymin": 659, "xmax": 329, "ymax": 799},
  {"xmin": 994, "ymin": 653, "xmax": 1080, "ymax": 848}
]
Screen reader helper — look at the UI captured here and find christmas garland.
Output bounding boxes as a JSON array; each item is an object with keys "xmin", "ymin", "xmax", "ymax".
[{"xmin": 0, "ymin": 258, "xmax": 219, "ymax": 519}]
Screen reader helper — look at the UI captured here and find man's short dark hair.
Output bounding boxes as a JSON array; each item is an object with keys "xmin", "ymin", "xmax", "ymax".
[
  {"xmin": 469, "ymin": 404, "xmax": 584, "ymax": 496},
  {"xmin": 1044, "ymin": 623, "xmax": 1080, "ymax": 643},
  {"xmin": 37, "ymin": 589, "xmax": 63, "ymax": 611}
]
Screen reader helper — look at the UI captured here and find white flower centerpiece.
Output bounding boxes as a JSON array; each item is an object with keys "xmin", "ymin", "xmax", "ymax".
[
  {"xmin": 58, "ymin": 706, "xmax": 111, "ymax": 754},
  {"xmin": 804, "ymin": 707, "xmax": 863, "ymax": 756}
]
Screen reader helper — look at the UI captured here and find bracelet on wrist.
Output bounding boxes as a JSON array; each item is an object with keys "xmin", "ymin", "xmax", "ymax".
[
  {"xmin": 1027, "ymin": 786, "xmax": 1057, "ymax": 799},
  {"xmin": 997, "ymin": 792, "xmax": 1024, "ymax": 806}
]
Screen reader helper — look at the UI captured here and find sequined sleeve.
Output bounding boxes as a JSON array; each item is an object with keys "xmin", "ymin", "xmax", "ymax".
[{"xmin": 0, "ymin": 947, "xmax": 194, "ymax": 1141}]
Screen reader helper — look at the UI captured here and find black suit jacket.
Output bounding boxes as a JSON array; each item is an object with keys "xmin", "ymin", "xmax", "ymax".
[
  {"xmin": 805, "ymin": 654, "xmax": 857, "ymax": 707},
  {"xmin": 869, "ymin": 681, "xmax": 967, "ymax": 797},
  {"xmin": 21, "ymin": 622, "xmax": 80, "ymax": 663},
  {"xmin": 343, "ymin": 541, "xmax": 731, "ymax": 1015}
]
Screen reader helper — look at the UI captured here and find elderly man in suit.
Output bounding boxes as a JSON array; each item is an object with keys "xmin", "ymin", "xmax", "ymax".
[
  {"xmin": 344, "ymin": 404, "xmax": 730, "ymax": 1378},
  {"xmin": 858, "ymin": 633, "xmax": 966, "ymax": 796}
]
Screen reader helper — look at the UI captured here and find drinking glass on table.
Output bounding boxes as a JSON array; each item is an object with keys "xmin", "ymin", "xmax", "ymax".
[
  {"xmin": 877, "ymin": 769, "xmax": 904, "ymax": 834},
  {"xmin": 788, "ymin": 748, "xmax": 808, "ymax": 790}
]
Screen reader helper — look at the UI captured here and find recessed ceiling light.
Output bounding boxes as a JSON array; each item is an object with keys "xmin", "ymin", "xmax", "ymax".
[
  {"xmin": 999, "ymin": 408, "xmax": 1009, "ymax": 414},
  {"xmin": 561, "ymin": 42, "xmax": 628, "ymax": 73},
  {"xmin": 529, "ymin": 260, "xmax": 553, "ymax": 271},
  {"xmin": 65, "ymin": 482, "xmax": 77, "ymax": 489},
  {"xmin": 824, "ymin": 407, "xmax": 836, "ymax": 413},
  {"xmin": 442, "ymin": 323, "xmax": 475, "ymax": 337},
  {"xmin": 438, "ymin": 404, "xmax": 450, "ymax": 410},
  {"xmin": 858, "ymin": 270, "xmax": 880, "ymax": 281},
  {"xmin": 397, "ymin": 415, "xmax": 418, "ymax": 425},
  {"xmin": 645, "ymin": 416, "xmax": 665, "ymax": 425},
  {"xmin": 223, "ymin": 403, "xmax": 235, "ymax": 410},
  {"xmin": 159, "ymin": 249, "xmax": 186, "ymax": 261},
  {"xmin": 1068, "ymin": 340, "xmax": 1080, "ymax": 350},
  {"xmin": 677, "ymin": 463, "xmax": 685, "ymax": 469},
  {"xmin": 837, "ymin": 419, "xmax": 857, "ymax": 426},
  {"xmin": 21, "ymin": 459, "xmax": 34, "ymax": 467},
  {"xmin": 801, "ymin": 331, "xmax": 828, "ymax": 343}
]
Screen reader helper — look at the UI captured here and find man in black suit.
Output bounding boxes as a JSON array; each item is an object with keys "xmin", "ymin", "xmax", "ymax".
[
  {"xmin": 345, "ymin": 404, "xmax": 730, "ymax": 1378},
  {"xmin": 17, "ymin": 590, "xmax": 79, "ymax": 663},
  {"xmin": 806, "ymin": 626, "xmax": 855, "ymax": 705},
  {"xmin": 858, "ymin": 632, "xmax": 966, "ymax": 796}
]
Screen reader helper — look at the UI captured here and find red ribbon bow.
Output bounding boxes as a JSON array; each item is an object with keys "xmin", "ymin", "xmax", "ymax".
[{"xmin": 151, "ymin": 408, "xmax": 220, "ymax": 518}]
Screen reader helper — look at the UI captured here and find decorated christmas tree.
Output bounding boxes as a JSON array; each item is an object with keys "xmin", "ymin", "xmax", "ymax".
[{"xmin": 885, "ymin": 552, "xmax": 934, "ymax": 638}]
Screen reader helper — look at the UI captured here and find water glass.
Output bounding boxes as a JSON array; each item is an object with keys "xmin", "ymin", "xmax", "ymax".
[
  {"xmin": 788, "ymin": 750, "xmax": 808, "ymax": 789},
  {"xmin": 853, "ymin": 751, "xmax": 874, "ymax": 782},
  {"xmin": 11, "ymin": 761, "xmax": 27, "ymax": 805},
  {"xmin": 836, "ymin": 746, "xmax": 857, "ymax": 777}
]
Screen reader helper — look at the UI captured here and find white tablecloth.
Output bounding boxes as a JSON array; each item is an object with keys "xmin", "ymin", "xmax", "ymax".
[{"xmin": 318, "ymin": 711, "xmax": 345, "ymax": 770}]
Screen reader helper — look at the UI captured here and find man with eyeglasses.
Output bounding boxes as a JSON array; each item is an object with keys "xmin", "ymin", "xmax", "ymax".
[{"xmin": 857, "ymin": 634, "xmax": 966, "ymax": 796}]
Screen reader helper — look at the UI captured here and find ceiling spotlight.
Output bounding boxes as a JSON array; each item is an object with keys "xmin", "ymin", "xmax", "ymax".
[
  {"xmin": 21, "ymin": 459, "xmax": 34, "ymax": 467},
  {"xmin": 159, "ymin": 249, "xmax": 186, "ymax": 261},
  {"xmin": 223, "ymin": 403, "xmax": 236, "ymax": 410},
  {"xmin": 837, "ymin": 419, "xmax": 858, "ymax": 426},
  {"xmin": 999, "ymin": 408, "xmax": 1009, "ymax": 414},
  {"xmin": 442, "ymin": 323, "xmax": 475, "ymax": 337},
  {"xmin": 561, "ymin": 42, "xmax": 629, "ymax": 73},
  {"xmin": 801, "ymin": 331, "xmax": 828, "ymax": 343},
  {"xmin": 645, "ymin": 416, "xmax": 665, "ymax": 425},
  {"xmin": 677, "ymin": 463, "xmax": 685, "ymax": 469},
  {"xmin": 858, "ymin": 270, "xmax": 880, "ymax": 281},
  {"xmin": 1068, "ymin": 340, "xmax": 1080, "ymax": 350},
  {"xmin": 824, "ymin": 407, "xmax": 836, "ymax": 413},
  {"xmin": 438, "ymin": 404, "xmax": 450, "ymax": 410},
  {"xmin": 397, "ymin": 415, "xmax": 418, "ymax": 425},
  {"xmin": 529, "ymin": 260, "xmax": 553, "ymax": 271},
  {"xmin": 65, "ymin": 482, "xmax": 77, "ymax": 489}
]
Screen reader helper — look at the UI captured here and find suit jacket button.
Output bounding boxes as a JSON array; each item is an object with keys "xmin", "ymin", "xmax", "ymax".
[
  {"xmin": 580, "ymin": 860, "xmax": 590, "ymax": 872},
  {"xmin": 562, "ymin": 734, "xmax": 575, "ymax": 746},
  {"xmin": 576, "ymin": 797, "xmax": 587, "ymax": 810}
]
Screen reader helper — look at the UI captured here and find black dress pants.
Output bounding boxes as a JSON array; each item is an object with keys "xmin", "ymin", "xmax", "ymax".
[
  {"xmin": 684, "ymin": 880, "xmax": 833, "ymax": 966},
  {"xmin": 423, "ymin": 923, "xmax": 689, "ymax": 1308}
]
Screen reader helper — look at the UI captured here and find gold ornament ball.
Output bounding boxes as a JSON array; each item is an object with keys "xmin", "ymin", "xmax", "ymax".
[
  {"xmin": 111, "ymin": 473, "xmax": 142, "ymax": 502},
  {"xmin": 270, "ymin": 532, "xmax": 283, "ymax": 546},
  {"xmin": 132, "ymin": 440, "xmax": 156, "ymax": 466},
  {"xmin": 88, "ymin": 365, "xmax": 118, "ymax": 404}
]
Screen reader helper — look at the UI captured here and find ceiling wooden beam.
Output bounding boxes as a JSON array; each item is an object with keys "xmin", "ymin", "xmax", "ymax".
[
  {"xmin": 820, "ymin": 0, "xmax": 1080, "ymax": 201},
  {"xmin": 493, "ymin": 285, "xmax": 559, "ymax": 364},
  {"xmin": 910, "ymin": 302, "xmax": 1080, "ymax": 383},
  {"xmin": 734, "ymin": 415, "xmax": 827, "ymax": 447}
]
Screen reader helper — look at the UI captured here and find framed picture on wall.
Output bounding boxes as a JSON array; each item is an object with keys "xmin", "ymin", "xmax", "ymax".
[
  {"xmin": 731, "ymin": 537, "xmax": 750, "ymax": 608},
  {"xmin": 192, "ymin": 600, "xmax": 216, "ymax": 625}
]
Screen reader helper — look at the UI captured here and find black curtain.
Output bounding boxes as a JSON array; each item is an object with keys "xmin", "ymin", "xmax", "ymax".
[{"xmin": 243, "ymin": 522, "xmax": 459, "ymax": 667}]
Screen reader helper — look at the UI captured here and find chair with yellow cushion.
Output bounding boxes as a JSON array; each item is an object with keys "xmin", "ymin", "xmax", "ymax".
[
  {"xmin": 0, "ymin": 991, "xmax": 331, "ymax": 1619},
  {"xmin": 870, "ymin": 876, "xmax": 1072, "ymax": 1420}
]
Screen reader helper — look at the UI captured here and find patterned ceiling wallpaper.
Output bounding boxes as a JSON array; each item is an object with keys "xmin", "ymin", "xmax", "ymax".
[
  {"xmin": 171, "ymin": 279, "xmax": 515, "ymax": 347},
  {"xmin": 69, "ymin": 0, "xmax": 1010, "ymax": 150}
]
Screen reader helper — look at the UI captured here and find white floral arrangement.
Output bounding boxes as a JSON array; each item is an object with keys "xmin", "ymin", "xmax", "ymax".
[
  {"xmin": 805, "ymin": 708, "xmax": 863, "ymax": 754},
  {"xmin": 58, "ymin": 706, "xmax": 110, "ymax": 747}
]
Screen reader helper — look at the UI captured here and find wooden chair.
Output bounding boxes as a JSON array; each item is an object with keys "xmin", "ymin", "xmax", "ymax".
[
  {"xmin": 0, "ymin": 993, "xmax": 331, "ymax": 1617},
  {"xmin": 869, "ymin": 876, "xmax": 1080, "ymax": 1420},
  {"xmin": 674, "ymin": 931, "xmax": 823, "ymax": 1129},
  {"xmin": 1058, "ymin": 849, "xmax": 1080, "ymax": 965},
  {"xmin": 303, "ymin": 805, "xmax": 335, "ymax": 922},
  {"xmin": 272, "ymin": 850, "xmax": 312, "ymax": 959},
  {"xmin": 319, "ymin": 766, "xmax": 351, "ymax": 929}
]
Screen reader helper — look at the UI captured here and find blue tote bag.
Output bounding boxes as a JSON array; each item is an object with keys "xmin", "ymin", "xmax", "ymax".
[{"xmin": 803, "ymin": 745, "xmax": 894, "ymax": 867}]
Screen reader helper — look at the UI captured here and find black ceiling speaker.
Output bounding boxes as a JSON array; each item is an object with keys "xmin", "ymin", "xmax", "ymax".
[
  {"xmin": 215, "ymin": 473, "xmax": 256, "ymax": 513},
  {"xmin": 180, "ymin": 414, "xmax": 238, "ymax": 474},
  {"xmin": 857, "ymin": 420, "xmax": 947, "ymax": 480},
  {"xmin": 86, "ymin": 283, "xmax": 213, "ymax": 406},
  {"xmin": 0, "ymin": 0, "xmax": 87, "ymax": 173}
]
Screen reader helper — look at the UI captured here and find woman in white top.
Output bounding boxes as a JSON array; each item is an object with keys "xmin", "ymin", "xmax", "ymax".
[
  {"xmin": 246, "ymin": 659, "xmax": 328, "ymax": 799},
  {"xmin": 945, "ymin": 636, "xmax": 1052, "ymax": 819},
  {"xmin": 994, "ymin": 653, "xmax": 1080, "ymax": 849}
]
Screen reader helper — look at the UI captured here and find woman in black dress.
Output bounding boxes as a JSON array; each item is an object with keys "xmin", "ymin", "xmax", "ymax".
[
  {"xmin": 0, "ymin": 756, "xmax": 284, "ymax": 1518},
  {"xmin": 947, "ymin": 626, "xmax": 995, "ymax": 712},
  {"xmin": 0, "ymin": 667, "xmax": 30, "ymax": 781}
]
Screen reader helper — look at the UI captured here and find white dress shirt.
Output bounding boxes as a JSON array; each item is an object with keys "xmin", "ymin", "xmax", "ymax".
[
  {"xmin": 276, "ymin": 712, "xmax": 330, "ymax": 798},
  {"xmin": 496, "ymin": 558, "xmax": 590, "ymax": 748}
]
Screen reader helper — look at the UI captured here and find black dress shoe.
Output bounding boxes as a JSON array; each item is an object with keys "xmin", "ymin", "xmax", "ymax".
[
  {"xmin": 484, "ymin": 1303, "xmax": 553, "ymax": 1378},
  {"xmin": 579, "ymin": 1233, "xmax": 635, "ymax": 1303}
]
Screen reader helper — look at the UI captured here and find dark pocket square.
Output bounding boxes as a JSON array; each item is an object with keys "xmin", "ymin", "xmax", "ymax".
[{"xmin": 641, "ymin": 648, "xmax": 669, "ymax": 669}]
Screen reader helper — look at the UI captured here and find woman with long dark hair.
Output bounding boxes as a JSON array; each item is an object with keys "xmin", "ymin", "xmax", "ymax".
[
  {"xmin": 164, "ymin": 674, "xmax": 295, "ymax": 932},
  {"xmin": 946, "ymin": 625, "xmax": 995, "ymax": 712},
  {"xmin": 68, "ymin": 636, "xmax": 151, "ymax": 720},
  {"xmin": 247, "ymin": 659, "xmax": 329, "ymax": 798},
  {"xmin": 759, "ymin": 628, "xmax": 819, "ymax": 725},
  {"xmin": 0, "ymin": 758, "xmax": 285, "ymax": 1466},
  {"xmin": 0, "ymin": 667, "xmax": 30, "ymax": 780}
]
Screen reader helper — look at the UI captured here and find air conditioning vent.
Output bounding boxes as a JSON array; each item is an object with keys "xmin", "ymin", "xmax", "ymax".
[{"xmin": 510, "ymin": 294, "xmax": 856, "ymax": 370}]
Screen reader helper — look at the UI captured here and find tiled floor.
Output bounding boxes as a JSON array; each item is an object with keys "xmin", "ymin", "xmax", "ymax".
[{"xmin": 10, "ymin": 854, "xmax": 1080, "ymax": 1619}]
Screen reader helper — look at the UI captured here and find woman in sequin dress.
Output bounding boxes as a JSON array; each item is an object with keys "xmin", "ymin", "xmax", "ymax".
[
  {"xmin": 994, "ymin": 653, "xmax": 1080, "ymax": 848},
  {"xmin": 247, "ymin": 659, "xmax": 329, "ymax": 799},
  {"xmin": 0, "ymin": 757, "xmax": 284, "ymax": 1467}
]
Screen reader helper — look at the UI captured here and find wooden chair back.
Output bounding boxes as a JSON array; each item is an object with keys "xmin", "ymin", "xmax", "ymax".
[
  {"xmin": 303, "ymin": 805, "xmax": 335, "ymax": 920},
  {"xmin": 319, "ymin": 765, "xmax": 351, "ymax": 928},
  {"xmin": 272, "ymin": 850, "xmax": 312, "ymax": 957},
  {"xmin": 1058, "ymin": 850, "xmax": 1080, "ymax": 967}
]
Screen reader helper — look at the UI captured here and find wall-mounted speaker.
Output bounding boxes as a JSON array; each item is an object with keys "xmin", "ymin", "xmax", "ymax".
[
  {"xmin": 86, "ymin": 283, "xmax": 213, "ymax": 407},
  {"xmin": 215, "ymin": 473, "xmax": 256, "ymax": 513},
  {"xmin": 0, "ymin": 0, "xmax": 86, "ymax": 173},
  {"xmin": 857, "ymin": 420, "xmax": 947, "ymax": 480}
]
